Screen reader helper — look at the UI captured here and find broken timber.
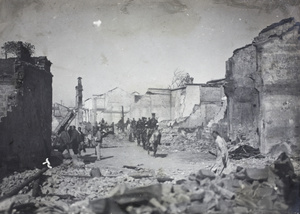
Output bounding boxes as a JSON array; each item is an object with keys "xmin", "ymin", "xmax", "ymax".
[{"xmin": 0, "ymin": 168, "xmax": 48, "ymax": 202}]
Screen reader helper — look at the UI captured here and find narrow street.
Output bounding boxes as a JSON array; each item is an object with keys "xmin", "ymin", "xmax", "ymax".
[{"xmin": 82, "ymin": 134, "xmax": 215, "ymax": 181}]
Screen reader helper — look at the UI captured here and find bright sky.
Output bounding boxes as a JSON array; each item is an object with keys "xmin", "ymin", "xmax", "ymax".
[{"xmin": 0, "ymin": 0, "xmax": 299, "ymax": 106}]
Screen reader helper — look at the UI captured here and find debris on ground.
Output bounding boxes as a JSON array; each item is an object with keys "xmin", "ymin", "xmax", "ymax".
[
  {"xmin": 160, "ymin": 127, "xmax": 215, "ymax": 154},
  {"xmin": 229, "ymin": 144, "xmax": 264, "ymax": 160},
  {"xmin": 0, "ymin": 152, "xmax": 299, "ymax": 214}
]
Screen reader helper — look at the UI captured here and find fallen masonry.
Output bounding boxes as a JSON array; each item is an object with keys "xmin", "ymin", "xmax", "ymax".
[{"xmin": 0, "ymin": 152, "xmax": 299, "ymax": 214}]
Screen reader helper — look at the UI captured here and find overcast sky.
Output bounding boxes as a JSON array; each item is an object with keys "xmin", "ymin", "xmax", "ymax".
[{"xmin": 0, "ymin": 0, "xmax": 299, "ymax": 106}]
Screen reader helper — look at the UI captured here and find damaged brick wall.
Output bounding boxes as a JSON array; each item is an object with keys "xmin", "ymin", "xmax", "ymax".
[
  {"xmin": 225, "ymin": 18, "xmax": 300, "ymax": 155},
  {"xmin": 0, "ymin": 44, "xmax": 52, "ymax": 174}
]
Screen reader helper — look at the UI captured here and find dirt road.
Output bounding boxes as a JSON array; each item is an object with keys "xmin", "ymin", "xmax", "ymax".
[{"xmin": 82, "ymin": 135, "xmax": 216, "ymax": 181}]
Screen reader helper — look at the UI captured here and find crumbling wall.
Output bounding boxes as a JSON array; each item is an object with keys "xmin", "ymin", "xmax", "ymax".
[
  {"xmin": 0, "ymin": 51, "xmax": 52, "ymax": 174},
  {"xmin": 128, "ymin": 89, "xmax": 171, "ymax": 121},
  {"xmin": 182, "ymin": 85, "xmax": 200, "ymax": 117},
  {"xmin": 128, "ymin": 95, "xmax": 151, "ymax": 120},
  {"xmin": 255, "ymin": 20, "xmax": 300, "ymax": 154},
  {"xmin": 127, "ymin": 84, "xmax": 224, "ymax": 126},
  {"xmin": 224, "ymin": 45, "xmax": 259, "ymax": 144},
  {"xmin": 225, "ymin": 18, "xmax": 300, "ymax": 155},
  {"xmin": 0, "ymin": 59, "xmax": 16, "ymax": 119},
  {"xmin": 200, "ymin": 86, "xmax": 224, "ymax": 125},
  {"xmin": 90, "ymin": 88, "xmax": 134, "ymax": 124},
  {"xmin": 179, "ymin": 85, "xmax": 224, "ymax": 128},
  {"xmin": 170, "ymin": 88, "xmax": 185, "ymax": 120},
  {"xmin": 148, "ymin": 89, "xmax": 171, "ymax": 121}
]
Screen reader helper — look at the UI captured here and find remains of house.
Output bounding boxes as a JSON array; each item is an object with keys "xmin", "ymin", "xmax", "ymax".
[{"xmin": 0, "ymin": 18, "xmax": 300, "ymax": 214}]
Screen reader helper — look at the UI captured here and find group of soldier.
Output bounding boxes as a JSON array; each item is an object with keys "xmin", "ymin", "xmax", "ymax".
[
  {"xmin": 55, "ymin": 125, "xmax": 86, "ymax": 157},
  {"xmin": 127, "ymin": 113, "xmax": 161, "ymax": 156}
]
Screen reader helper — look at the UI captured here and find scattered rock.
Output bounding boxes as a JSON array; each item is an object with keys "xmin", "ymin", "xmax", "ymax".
[
  {"xmin": 196, "ymin": 169, "xmax": 216, "ymax": 181},
  {"xmin": 245, "ymin": 167, "xmax": 268, "ymax": 181},
  {"xmin": 90, "ymin": 167, "xmax": 102, "ymax": 178}
]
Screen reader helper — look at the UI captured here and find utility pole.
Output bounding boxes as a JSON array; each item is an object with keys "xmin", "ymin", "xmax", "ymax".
[{"xmin": 75, "ymin": 77, "xmax": 83, "ymax": 128}]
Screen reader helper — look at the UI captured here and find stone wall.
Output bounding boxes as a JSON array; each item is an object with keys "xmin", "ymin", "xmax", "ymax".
[
  {"xmin": 0, "ymin": 47, "xmax": 52, "ymax": 174},
  {"xmin": 224, "ymin": 44, "xmax": 259, "ymax": 144},
  {"xmin": 256, "ymin": 19, "xmax": 300, "ymax": 154},
  {"xmin": 225, "ymin": 18, "xmax": 300, "ymax": 155},
  {"xmin": 0, "ymin": 59, "xmax": 16, "ymax": 119}
]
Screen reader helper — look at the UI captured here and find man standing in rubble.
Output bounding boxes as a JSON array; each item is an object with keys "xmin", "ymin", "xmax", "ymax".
[{"xmin": 211, "ymin": 131, "xmax": 228, "ymax": 175}]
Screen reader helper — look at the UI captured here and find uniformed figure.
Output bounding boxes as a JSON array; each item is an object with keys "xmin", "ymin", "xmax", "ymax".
[
  {"xmin": 141, "ymin": 117, "xmax": 148, "ymax": 149},
  {"xmin": 136, "ymin": 118, "xmax": 142, "ymax": 146},
  {"xmin": 148, "ymin": 123, "xmax": 161, "ymax": 157},
  {"xmin": 129, "ymin": 118, "xmax": 136, "ymax": 142},
  {"xmin": 146, "ymin": 113, "xmax": 158, "ymax": 149}
]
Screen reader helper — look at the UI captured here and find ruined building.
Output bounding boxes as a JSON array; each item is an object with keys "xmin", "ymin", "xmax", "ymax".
[
  {"xmin": 224, "ymin": 18, "xmax": 300, "ymax": 155},
  {"xmin": 128, "ymin": 80, "xmax": 225, "ymax": 128},
  {"xmin": 84, "ymin": 87, "xmax": 135, "ymax": 124},
  {"xmin": 0, "ymin": 42, "xmax": 52, "ymax": 175}
]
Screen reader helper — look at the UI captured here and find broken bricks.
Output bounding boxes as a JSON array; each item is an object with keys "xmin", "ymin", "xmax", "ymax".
[{"xmin": 245, "ymin": 167, "xmax": 269, "ymax": 182}]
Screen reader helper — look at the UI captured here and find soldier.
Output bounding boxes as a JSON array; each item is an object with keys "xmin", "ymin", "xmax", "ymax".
[
  {"xmin": 125, "ymin": 118, "xmax": 131, "ymax": 131},
  {"xmin": 100, "ymin": 118, "xmax": 106, "ymax": 131},
  {"xmin": 58, "ymin": 127, "xmax": 71, "ymax": 154},
  {"xmin": 148, "ymin": 123, "xmax": 161, "ymax": 157},
  {"xmin": 78, "ymin": 127, "xmax": 86, "ymax": 155},
  {"xmin": 70, "ymin": 126, "xmax": 80, "ymax": 156},
  {"xmin": 141, "ymin": 117, "xmax": 148, "ymax": 149},
  {"xmin": 129, "ymin": 118, "xmax": 136, "ymax": 142},
  {"xmin": 136, "ymin": 118, "xmax": 143, "ymax": 146},
  {"xmin": 147, "ymin": 113, "xmax": 158, "ymax": 149}
]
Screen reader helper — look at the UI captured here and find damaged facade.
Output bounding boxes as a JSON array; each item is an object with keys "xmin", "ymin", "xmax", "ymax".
[
  {"xmin": 84, "ymin": 87, "xmax": 135, "ymax": 124},
  {"xmin": 81, "ymin": 82, "xmax": 225, "ymax": 129},
  {"xmin": 224, "ymin": 18, "xmax": 300, "ymax": 155},
  {"xmin": 0, "ymin": 42, "xmax": 52, "ymax": 174},
  {"xmin": 128, "ymin": 81, "xmax": 225, "ymax": 128}
]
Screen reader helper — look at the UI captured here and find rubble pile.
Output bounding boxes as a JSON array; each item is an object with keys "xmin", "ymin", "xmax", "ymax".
[
  {"xmin": 229, "ymin": 144, "xmax": 264, "ymax": 160},
  {"xmin": 41, "ymin": 160, "xmax": 158, "ymax": 201},
  {"xmin": 0, "ymin": 153, "xmax": 298, "ymax": 214},
  {"xmin": 0, "ymin": 168, "xmax": 40, "ymax": 196},
  {"xmin": 160, "ymin": 127, "xmax": 215, "ymax": 153},
  {"xmin": 68, "ymin": 153, "xmax": 300, "ymax": 214},
  {"xmin": 0, "ymin": 159, "xmax": 159, "ymax": 208}
]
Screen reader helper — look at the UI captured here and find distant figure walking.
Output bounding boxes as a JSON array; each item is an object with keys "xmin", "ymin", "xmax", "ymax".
[
  {"xmin": 148, "ymin": 126, "xmax": 161, "ymax": 157},
  {"xmin": 58, "ymin": 127, "xmax": 70, "ymax": 154},
  {"xmin": 70, "ymin": 126, "xmax": 80, "ymax": 156},
  {"xmin": 95, "ymin": 128, "xmax": 102, "ymax": 161},
  {"xmin": 211, "ymin": 131, "xmax": 228, "ymax": 175}
]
